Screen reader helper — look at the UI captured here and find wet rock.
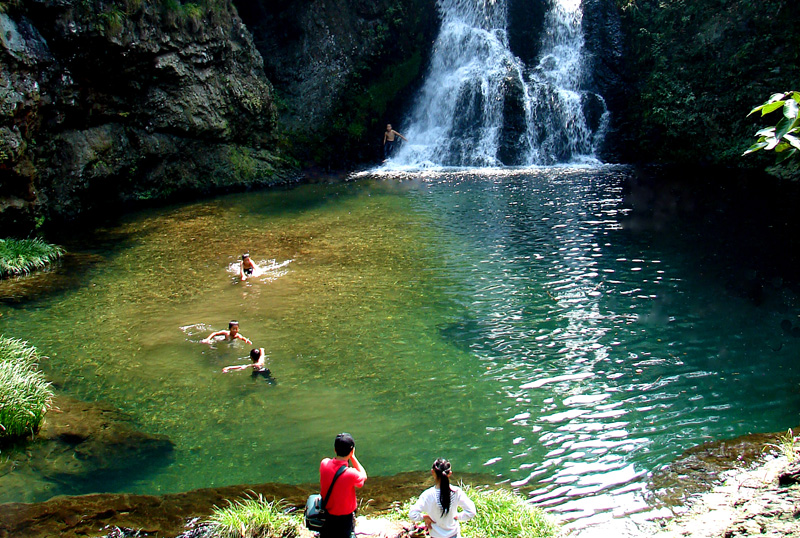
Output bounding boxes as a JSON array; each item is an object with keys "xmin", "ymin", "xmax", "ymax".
[
  {"xmin": 497, "ymin": 72, "xmax": 528, "ymax": 166},
  {"xmin": 0, "ymin": 394, "xmax": 173, "ymax": 502},
  {"xmin": 506, "ymin": 0, "xmax": 550, "ymax": 66},
  {"xmin": 778, "ymin": 462, "xmax": 800, "ymax": 486},
  {"xmin": 649, "ymin": 430, "xmax": 785, "ymax": 507},
  {"xmin": 581, "ymin": 0, "xmax": 625, "ymax": 162}
]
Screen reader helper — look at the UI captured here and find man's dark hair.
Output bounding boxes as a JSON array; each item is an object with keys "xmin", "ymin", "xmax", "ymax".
[{"xmin": 334, "ymin": 432, "xmax": 355, "ymax": 457}]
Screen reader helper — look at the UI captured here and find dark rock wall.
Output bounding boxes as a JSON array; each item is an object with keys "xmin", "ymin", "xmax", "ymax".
[
  {"xmin": 233, "ymin": 0, "xmax": 439, "ymax": 166},
  {"xmin": 0, "ymin": 0, "xmax": 288, "ymax": 234},
  {"xmin": 0, "ymin": 0, "xmax": 440, "ymax": 234}
]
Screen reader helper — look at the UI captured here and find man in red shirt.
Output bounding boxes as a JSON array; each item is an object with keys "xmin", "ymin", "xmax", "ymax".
[{"xmin": 319, "ymin": 432, "xmax": 368, "ymax": 538}]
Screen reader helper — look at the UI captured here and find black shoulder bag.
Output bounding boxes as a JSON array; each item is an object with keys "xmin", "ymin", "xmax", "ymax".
[{"xmin": 304, "ymin": 464, "xmax": 347, "ymax": 531}]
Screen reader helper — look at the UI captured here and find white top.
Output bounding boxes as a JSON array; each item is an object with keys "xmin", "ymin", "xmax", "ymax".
[{"xmin": 409, "ymin": 485, "xmax": 476, "ymax": 538}]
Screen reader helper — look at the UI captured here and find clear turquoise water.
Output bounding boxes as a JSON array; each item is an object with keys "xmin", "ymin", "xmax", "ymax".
[{"xmin": 1, "ymin": 167, "xmax": 799, "ymax": 525}]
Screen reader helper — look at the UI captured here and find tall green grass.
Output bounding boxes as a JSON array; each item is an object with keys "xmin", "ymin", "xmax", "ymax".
[
  {"xmin": 0, "ymin": 336, "xmax": 53, "ymax": 440},
  {"xmin": 386, "ymin": 485, "xmax": 560, "ymax": 538},
  {"xmin": 461, "ymin": 486, "xmax": 560, "ymax": 538},
  {"xmin": 207, "ymin": 494, "xmax": 302, "ymax": 538},
  {"xmin": 0, "ymin": 238, "xmax": 64, "ymax": 278}
]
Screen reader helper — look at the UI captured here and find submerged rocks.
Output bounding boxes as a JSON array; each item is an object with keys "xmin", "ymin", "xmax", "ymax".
[{"xmin": 0, "ymin": 394, "xmax": 173, "ymax": 504}]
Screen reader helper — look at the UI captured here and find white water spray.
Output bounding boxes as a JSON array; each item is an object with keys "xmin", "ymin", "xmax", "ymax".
[{"xmin": 391, "ymin": 0, "xmax": 607, "ymax": 167}]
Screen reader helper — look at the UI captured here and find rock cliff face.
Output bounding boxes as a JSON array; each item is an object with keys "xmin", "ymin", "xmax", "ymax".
[
  {"xmin": 0, "ymin": 0, "xmax": 287, "ymax": 234},
  {"xmin": 0, "ymin": 0, "xmax": 439, "ymax": 233},
  {"xmin": 234, "ymin": 0, "xmax": 439, "ymax": 166}
]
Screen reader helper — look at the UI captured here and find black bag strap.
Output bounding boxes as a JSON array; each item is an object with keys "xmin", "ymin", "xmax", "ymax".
[{"xmin": 321, "ymin": 464, "xmax": 348, "ymax": 509}]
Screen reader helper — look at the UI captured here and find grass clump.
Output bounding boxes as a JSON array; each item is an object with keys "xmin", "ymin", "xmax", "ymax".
[
  {"xmin": 764, "ymin": 429, "xmax": 798, "ymax": 463},
  {"xmin": 207, "ymin": 493, "xmax": 302, "ymax": 538},
  {"xmin": 461, "ymin": 486, "xmax": 560, "ymax": 538},
  {"xmin": 0, "ymin": 336, "xmax": 53, "ymax": 440},
  {"xmin": 0, "ymin": 238, "xmax": 64, "ymax": 278}
]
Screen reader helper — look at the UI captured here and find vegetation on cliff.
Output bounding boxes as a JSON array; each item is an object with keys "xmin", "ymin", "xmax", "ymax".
[
  {"xmin": 0, "ymin": 238, "xmax": 64, "ymax": 277},
  {"xmin": 612, "ymin": 0, "xmax": 800, "ymax": 168},
  {"xmin": 744, "ymin": 91, "xmax": 800, "ymax": 170},
  {"xmin": 0, "ymin": 336, "xmax": 53, "ymax": 441}
]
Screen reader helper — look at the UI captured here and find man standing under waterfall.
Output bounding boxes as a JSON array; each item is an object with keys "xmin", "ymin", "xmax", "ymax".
[{"xmin": 383, "ymin": 124, "xmax": 407, "ymax": 161}]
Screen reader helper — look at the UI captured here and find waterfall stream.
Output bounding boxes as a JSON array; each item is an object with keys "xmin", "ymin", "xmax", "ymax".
[{"xmin": 391, "ymin": 0, "xmax": 607, "ymax": 167}]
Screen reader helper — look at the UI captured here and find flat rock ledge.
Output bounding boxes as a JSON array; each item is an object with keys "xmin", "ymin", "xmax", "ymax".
[{"xmin": 571, "ymin": 456, "xmax": 800, "ymax": 538}]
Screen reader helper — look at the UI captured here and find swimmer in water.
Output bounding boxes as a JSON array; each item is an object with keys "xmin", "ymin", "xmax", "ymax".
[
  {"xmin": 240, "ymin": 253, "xmax": 256, "ymax": 281},
  {"xmin": 201, "ymin": 320, "xmax": 253, "ymax": 345},
  {"xmin": 222, "ymin": 347, "xmax": 268, "ymax": 373}
]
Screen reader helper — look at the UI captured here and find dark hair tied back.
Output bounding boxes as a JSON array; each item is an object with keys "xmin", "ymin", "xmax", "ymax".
[{"xmin": 432, "ymin": 458, "xmax": 453, "ymax": 515}]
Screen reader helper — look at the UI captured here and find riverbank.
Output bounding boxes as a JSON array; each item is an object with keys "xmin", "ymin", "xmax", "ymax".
[{"xmin": 570, "ymin": 450, "xmax": 800, "ymax": 538}]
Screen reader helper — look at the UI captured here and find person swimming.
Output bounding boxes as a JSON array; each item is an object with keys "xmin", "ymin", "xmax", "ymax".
[
  {"xmin": 240, "ymin": 253, "xmax": 257, "ymax": 281},
  {"xmin": 201, "ymin": 320, "xmax": 253, "ymax": 345},
  {"xmin": 222, "ymin": 347, "xmax": 269, "ymax": 374}
]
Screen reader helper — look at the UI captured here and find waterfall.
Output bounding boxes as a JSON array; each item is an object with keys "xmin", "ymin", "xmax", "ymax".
[{"xmin": 391, "ymin": 0, "xmax": 608, "ymax": 167}]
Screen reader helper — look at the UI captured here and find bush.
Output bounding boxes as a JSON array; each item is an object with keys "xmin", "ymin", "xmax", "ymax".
[
  {"xmin": 0, "ymin": 336, "xmax": 53, "ymax": 440},
  {"xmin": 207, "ymin": 494, "xmax": 303, "ymax": 538},
  {"xmin": 461, "ymin": 486, "xmax": 560, "ymax": 538},
  {"xmin": 0, "ymin": 238, "xmax": 64, "ymax": 278}
]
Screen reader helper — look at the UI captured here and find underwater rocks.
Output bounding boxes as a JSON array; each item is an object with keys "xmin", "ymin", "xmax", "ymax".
[{"xmin": 0, "ymin": 394, "xmax": 173, "ymax": 504}]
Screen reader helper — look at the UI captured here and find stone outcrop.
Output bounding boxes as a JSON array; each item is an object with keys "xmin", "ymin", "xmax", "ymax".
[{"xmin": 0, "ymin": 0, "xmax": 290, "ymax": 234}]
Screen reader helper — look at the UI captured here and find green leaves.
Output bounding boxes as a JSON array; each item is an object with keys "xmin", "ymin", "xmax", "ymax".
[{"xmin": 744, "ymin": 91, "xmax": 800, "ymax": 164}]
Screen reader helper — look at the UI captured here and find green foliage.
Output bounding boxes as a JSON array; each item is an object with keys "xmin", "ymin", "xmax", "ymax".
[
  {"xmin": 207, "ymin": 494, "xmax": 302, "ymax": 538},
  {"xmin": 0, "ymin": 0, "xmax": 20, "ymax": 13},
  {"xmin": 612, "ymin": 0, "xmax": 800, "ymax": 165},
  {"xmin": 460, "ymin": 486, "xmax": 560, "ymax": 538},
  {"xmin": 385, "ymin": 485, "xmax": 560, "ymax": 538},
  {"xmin": 0, "ymin": 238, "xmax": 64, "ymax": 278},
  {"xmin": 744, "ymin": 91, "xmax": 800, "ymax": 166},
  {"xmin": 98, "ymin": 6, "xmax": 125, "ymax": 35},
  {"xmin": 0, "ymin": 336, "xmax": 53, "ymax": 441}
]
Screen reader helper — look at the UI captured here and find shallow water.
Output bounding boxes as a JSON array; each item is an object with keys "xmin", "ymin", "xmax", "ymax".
[{"xmin": 1, "ymin": 167, "xmax": 799, "ymax": 527}]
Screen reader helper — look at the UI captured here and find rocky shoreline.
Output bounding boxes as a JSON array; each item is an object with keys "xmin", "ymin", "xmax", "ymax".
[
  {"xmin": 2, "ymin": 424, "xmax": 798, "ymax": 538},
  {"xmin": 570, "ymin": 437, "xmax": 800, "ymax": 538}
]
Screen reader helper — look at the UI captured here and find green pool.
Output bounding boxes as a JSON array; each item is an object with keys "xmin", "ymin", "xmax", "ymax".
[{"xmin": 1, "ymin": 167, "xmax": 798, "ymax": 525}]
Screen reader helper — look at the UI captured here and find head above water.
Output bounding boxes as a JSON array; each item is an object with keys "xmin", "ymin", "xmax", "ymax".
[
  {"xmin": 386, "ymin": 124, "xmax": 392, "ymax": 131},
  {"xmin": 228, "ymin": 320, "xmax": 239, "ymax": 332},
  {"xmin": 334, "ymin": 432, "xmax": 355, "ymax": 457},
  {"xmin": 242, "ymin": 253, "xmax": 250, "ymax": 260},
  {"xmin": 250, "ymin": 348, "xmax": 262, "ymax": 362}
]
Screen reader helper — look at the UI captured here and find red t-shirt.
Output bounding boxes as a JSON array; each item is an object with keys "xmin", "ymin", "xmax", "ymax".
[{"xmin": 319, "ymin": 458, "xmax": 366, "ymax": 515}]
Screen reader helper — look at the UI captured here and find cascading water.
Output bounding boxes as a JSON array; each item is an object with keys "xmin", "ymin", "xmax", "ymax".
[{"xmin": 391, "ymin": 0, "xmax": 608, "ymax": 167}]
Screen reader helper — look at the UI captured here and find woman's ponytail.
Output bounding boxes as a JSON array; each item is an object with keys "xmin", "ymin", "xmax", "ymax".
[{"xmin": 432, "ymin": 458, "xmax": 453, "ymax": 515}]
